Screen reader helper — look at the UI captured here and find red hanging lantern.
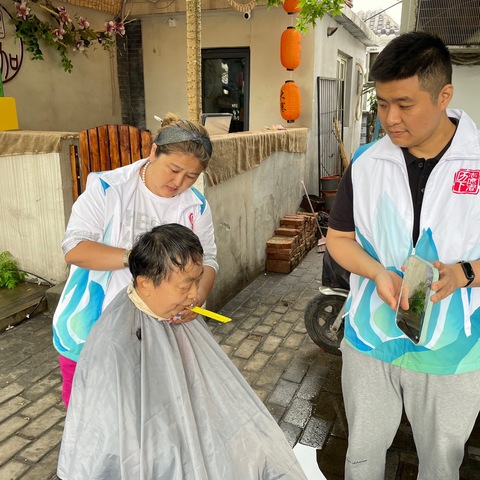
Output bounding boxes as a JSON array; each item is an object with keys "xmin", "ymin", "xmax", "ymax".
[
  {"xmin": 280, "ymin": 80, "xmax": 301, "ymax": 123},
  {"xmin": 282, "ymin": 0, "xmax": 301, "ymax": 14},
  {"xmin": 280, "ymin": 27, "xmax": 301, "ymax": 71}
]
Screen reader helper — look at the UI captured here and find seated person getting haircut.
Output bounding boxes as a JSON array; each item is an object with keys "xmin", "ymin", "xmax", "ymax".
[{"xmin": 57, "ymin": 223, "xmax": 307, "ymax": 480}]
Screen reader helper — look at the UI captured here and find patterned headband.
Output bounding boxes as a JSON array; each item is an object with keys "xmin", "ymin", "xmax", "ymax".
[{"xmin": 154, "ymin": 127, "xmax": 213, "ymax": 158}]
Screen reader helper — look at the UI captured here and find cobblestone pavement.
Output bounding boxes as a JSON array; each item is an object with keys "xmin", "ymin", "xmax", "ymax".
[{"xmin": 1, "ymin": 247, "xmax": 480, "ymax": 479}]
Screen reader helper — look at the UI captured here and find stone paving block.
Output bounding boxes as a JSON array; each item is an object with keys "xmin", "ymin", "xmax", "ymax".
[
  {"xmin": 20, "ymin": 407, "xmax": 65, "ymax": 438},
  {"xmin": 229, "ymin": 356, "xmax": 246, "ymax": 371},
  {"xmin": 241, "ymin": 294, "xmax": 265, "ymax": 309},
  {"xmin": 219, "ymin": 344, "xmax": 234, "ymax": 356},
  {"xmin": 240, "ymin": 370, "xmax": 259, "ymax": 386},
  {"xmin": 22, "ymin": 372, "xmax": 62, "ymax": 402},
  {"xmin": 252, "ymin": 324, "xmax": 273, "ymax": 335},
  {"xmin": 300, "ymin": 415, "xmax": 332, "ymax": 449},
  {"xmin": 261, "ymin": 312, "xmax": 283, "ymax": 327},
  {"xmin": 281, "ymin": 289, "xmax": 303, "ymax": 302},
  {"xmin": 21, "ymin": 392, "xmax": 64, "ymax": 420},
  {"xmin": 0, "ymin": 435, "xmax": 31, "ymax": 466},
  {"xmin": 267, "ymin": 404, "xmax": 286, "ymax": 423},
  {"xmin": 254, "ymin": 364, "xmax": 284, "ymax": 389},
  {"xmin": 261, "ymin": 294, "xmax": 283, "ymax": 306},
  {"xmin": 12, "ymin": 361, "xmax": 60, "ymax": 390},
  {"xmin": 279, "ymin": 421, "xmax": 303, "ymax": 447},
  {"xmin": 269, "ymin": 347, "xmax": 296, "ymax": 369},
  {"xmin": 297, "ymin": 374, "xmax": 326, "ymax": 401},
  {"xmin": 20, "ymin": 447, "xmax": 60, "ymax": 480},
  {"xmin": 0, "ymin": 396, "xmax": 31, "ymax": 422},
  {"xmin": 259, "ymin": 335, "xmax": 283, "ymax": 354},
  {"xmin": 237, "ymin": 316, "xmax": 262, "ymax": 330},
  {"xmin": 292, "ymin": 294, "xmax": 317, "ymax": 311},
  {"xmin": 244, "ymin": 352, "xmax": 270, "ymax": 372},
  {"xmin": 272, "ymin": 320, "xmax": 293, "ymax": 337},
  {"xmin": 21, "ymin": 427, "xmax": 63, "ymax": 463},
  {"xmin": 281, "ymin": 309, "xmax": 302, "ymax": 323},
  {"xmin": 0, "ymin": 458, "xmax": 30, "ymax": 479},
  {"xmin": 271, "ymin": 284, "xmax": 291, "ymax": 296},
  {"xmin": 283, "ymin": 331, "xmax": 306, "ymax": 350},
  {"xmin": 251, "ymin": 386, "xmax": 271, "ymax": 403},
  {"xmin": 282, "ymin": 360, "xmax": 310, "ymax": 384},
  {"xmin": 0, "ymin": 383, "xmax": 25, "ymax": 405},
  {"xmin": 230, "ymin": 307, "xmax": 254, "ymax": 321},
  {"xmin": 233, "ymin": 338, "xmax": 260, "ymax": 359},
  {"xmin": 223, "ymin": 329, "xmax": 249, "ymax": 347},
  {"xmin": 250, "ymin": 304, "xmax": 272, "ymax": 318},
  {"xmin": 271, "ymin": 303, "xmax": 289, "ymax": 314},
  {"xmin": 268, "ymin": 379, "xmax": 299, "ymax": 407},
  {"xmin": 283, "ymin": 397, "xmax": 312, "ymax": 428},
  {"xmin": 0, "ymin": 415, "xmax": 31, "ymax": 443}
]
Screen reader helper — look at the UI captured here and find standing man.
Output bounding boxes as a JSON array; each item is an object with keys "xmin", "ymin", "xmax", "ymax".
[{"xmin": 327, "ymin": 31, "xmax": 480, "ymax": 479}]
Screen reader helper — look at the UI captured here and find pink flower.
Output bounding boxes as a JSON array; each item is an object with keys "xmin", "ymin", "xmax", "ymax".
[
  {"xmin": 73, "ymin": 39, "xmax": 85, "ymax": 52},
  {"xmin": 15, "ymin": 0, "xmax": 30, "ymax": 20},
  {"xmin": 115, "ymin": 22, "xmax": 125, "ymax": 36},
  {"xmin": 104, "ymin": 20, "xmax": 115, "ymax": 36},
  {"xmin": 53, "ymin": 27, "xmax": 66, "ymax": 41},
  {"xmin": 57, "ymin": 6, "xmax": 72, "ymax": 25},
  {"xmin": 78, "ymin": 17, "xmax": 90, "ymax": 30}
]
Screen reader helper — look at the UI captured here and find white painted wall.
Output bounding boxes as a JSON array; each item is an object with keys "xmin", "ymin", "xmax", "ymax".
[
  {"xmin": 451, "ymin": 66, "xmax": 480, "ymax": 126},
  {"xmin": 204, "ymin": 149, "xmax": 308, "ymax": 310},
  {"xmin": 2, "ymin": 3, "xmax": 121, "ymax": 132},
  {"xmin": 141, "ymin": 7, "xmax": 314, "ymax": 134}
]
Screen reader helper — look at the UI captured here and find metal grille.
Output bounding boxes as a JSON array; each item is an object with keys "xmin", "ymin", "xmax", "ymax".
[
  {"xmin": 416, "ymin": 0, "xmax": 480, "ymax": 46},
  {"xmin": 317, "ymin": 76, "xmax": 344, "ymax": 187}
]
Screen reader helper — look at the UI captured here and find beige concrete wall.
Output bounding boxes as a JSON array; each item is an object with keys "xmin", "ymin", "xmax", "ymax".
[
  {"xmin": 0, "ymin": 140, "xmax": 76, "ymax": 283},
  {"xmin": 2, "ymin": 4, "xmax": 121, "ymax": 132},
  {"xmin": 141, "ymin": 7, "xmax": 314, "ymax": 133},
  {"xmin": 204, "ymin": 150, "xmax": 308, "ymax": 310}
]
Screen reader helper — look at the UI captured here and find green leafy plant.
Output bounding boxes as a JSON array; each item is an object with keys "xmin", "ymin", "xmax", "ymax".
[
  {"xmin": 264, "ymin": 0, "xmax": 344, "ymax": 33},
  {"xmin": 409, "ymin": 283, "xmax": 428, "ymax": 315},
  {"xmin": 0, "ymin": 251, "xmax": 27, "ymax": 289},
  {"xmin": 10, "ymin": 0, "xmax": 127, "ymax": 72}
]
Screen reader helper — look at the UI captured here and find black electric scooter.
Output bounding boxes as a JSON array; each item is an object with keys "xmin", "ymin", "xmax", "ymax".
[{"xmin": 304, "ymin": 249, "xmax": 349, "ymax": 355}]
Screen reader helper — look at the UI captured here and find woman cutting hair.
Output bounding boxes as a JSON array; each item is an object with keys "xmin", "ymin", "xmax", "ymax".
[{"xmin": 53, "ymin": 114, "xmax": 218, "ymax": 407}]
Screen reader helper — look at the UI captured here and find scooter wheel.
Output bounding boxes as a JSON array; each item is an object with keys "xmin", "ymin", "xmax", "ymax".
[{"xmin": 304, "ymin": 294, "xmax": 345, "ymax": 354}]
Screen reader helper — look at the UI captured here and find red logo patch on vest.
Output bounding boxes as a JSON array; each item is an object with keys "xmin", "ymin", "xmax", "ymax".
[{"xmin": 452, "ymin": 169, "xmax": 480, "ymax": 195}]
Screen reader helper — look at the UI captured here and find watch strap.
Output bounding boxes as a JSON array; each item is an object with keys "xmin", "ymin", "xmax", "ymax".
[{"xmin": 458, "ymin": 261, "xmax": 475, "ymax": 288}]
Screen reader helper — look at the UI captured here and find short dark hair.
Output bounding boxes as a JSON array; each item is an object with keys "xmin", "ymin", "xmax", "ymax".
[
  {"xmin": 370, "ymin": 31, "xmax": 452, "ymax": 100},
  {"xmin": 129, "ymin": 224, "xmax": 203, "ymax": 287}
]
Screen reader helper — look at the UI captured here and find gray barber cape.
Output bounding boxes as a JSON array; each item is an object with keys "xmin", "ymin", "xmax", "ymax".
[{"xmin": 57, "ymin": 290, "xmax": 308, "ymax": 480}]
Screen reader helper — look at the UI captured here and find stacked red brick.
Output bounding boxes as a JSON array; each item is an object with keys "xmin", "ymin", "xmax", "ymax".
[{"xmin": 266, "ymin": 212, "xmax": 318, "ymax": 273}]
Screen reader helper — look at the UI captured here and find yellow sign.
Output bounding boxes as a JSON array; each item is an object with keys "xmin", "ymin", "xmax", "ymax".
[{"xmin": 0, "ymin": 97, "xmax": 19, "ymax": 130}]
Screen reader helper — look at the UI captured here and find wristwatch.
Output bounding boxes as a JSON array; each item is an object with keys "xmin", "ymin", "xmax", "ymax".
[{"xmin": 458, "ymin": 261, "xmax": 475, "ymax": 288}]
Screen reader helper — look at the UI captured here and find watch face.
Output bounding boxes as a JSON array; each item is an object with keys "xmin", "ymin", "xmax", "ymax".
[{"xmin": 461, "ymin": 261, "xmax": 475, "ymax": 280}]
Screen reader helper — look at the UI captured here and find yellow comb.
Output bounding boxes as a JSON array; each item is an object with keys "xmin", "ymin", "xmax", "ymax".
[{"xmin": 188, "ymin": 305, "xmax": 232, "ymax": 323}]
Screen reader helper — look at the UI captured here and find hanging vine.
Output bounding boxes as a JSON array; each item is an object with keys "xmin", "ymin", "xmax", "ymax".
[
  {"xmin": 10, "ymin": 0, "xmax": 128, "ymax": 72},
  {"xmin": 263, "ymin": 0, "xmax": 344, "ymax": 32}
]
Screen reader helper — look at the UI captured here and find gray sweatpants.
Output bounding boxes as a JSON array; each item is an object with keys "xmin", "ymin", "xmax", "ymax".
[{"xmin": 341, "ymin": 341, "xmax": 480, "ymax": 480}]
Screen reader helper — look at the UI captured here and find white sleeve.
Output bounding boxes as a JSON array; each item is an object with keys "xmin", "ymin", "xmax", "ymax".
[
  {"xmin": 61, "ymin": 174, "xmax": 108, "ymax": 255},
  {"xmin": 194, "ymin": 200, "xmax": 219, "ymax": 272}
]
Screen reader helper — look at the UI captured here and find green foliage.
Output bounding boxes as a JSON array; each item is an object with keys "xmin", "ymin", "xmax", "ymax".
[
  {"xmin": 409, "ymin": 283, "xmax": 428, "ymax": 315},
  {"xmin": 265, "ymin": 0, "xmax": 344, "ymax": 32},
  {"xmin": 0, "ymin": 251, "xmax": 27, "ymax": 289},
  {"xmin": 10, "ymin": 0, "xmax": 126, "ymax": 72}
]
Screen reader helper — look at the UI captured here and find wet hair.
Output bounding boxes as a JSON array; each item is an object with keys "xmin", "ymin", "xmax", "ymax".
[
  {"xmin": 370, "ymin": 31, "xmax": 452, "ymax": 101},
  {"xmin": 153, "ymin": 113, "xmax": 212, "ymax": 168},
  {"xmin": 129, "ymin": 224, "xmax": 203, "ymax": 287}
]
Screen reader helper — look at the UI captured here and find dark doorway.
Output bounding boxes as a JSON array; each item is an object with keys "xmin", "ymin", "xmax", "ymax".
[{"xmin": 201, "ymin": 47, "xmax": 250, "ymax": 132}]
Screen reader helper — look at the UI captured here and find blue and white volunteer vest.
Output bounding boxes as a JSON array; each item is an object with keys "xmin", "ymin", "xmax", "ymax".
[{"xmin": 345, "ymin": 109, "xmax": 480, "ymax": 374}]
